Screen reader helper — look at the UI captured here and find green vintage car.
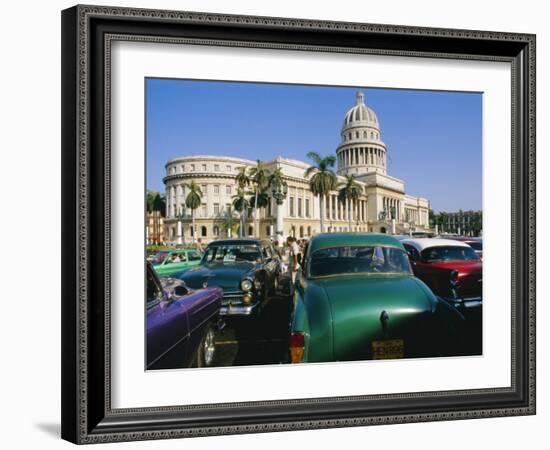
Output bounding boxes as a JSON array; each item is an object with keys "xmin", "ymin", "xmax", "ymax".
[
  {"xmin": 289, "ymin": 233, "xmax": 467, "ymax": 364},
  {"xmin": 150, "ymin": 249, "xmax": 203, "ymax": 277}
]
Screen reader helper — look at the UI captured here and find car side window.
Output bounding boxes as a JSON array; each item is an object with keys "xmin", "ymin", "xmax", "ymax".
[
  {"xmin": 263, "ymin": 245, "xmax": 271, "ymax": 259},
  {"xmin": 146, "ymin": 267, "xmax": 163, "ymax": 303},
  {"xmin": 188, "ymin": 251, "xmax": 201, "ymax": 261},
  {"xmin": 403, "ymin": 244, "xmax": 419, "ymax": 261}
]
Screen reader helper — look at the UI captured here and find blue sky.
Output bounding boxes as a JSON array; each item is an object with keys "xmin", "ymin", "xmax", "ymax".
[{"xmin": 146, "ymin": 78, "xmax": 482, "ymax": 213}]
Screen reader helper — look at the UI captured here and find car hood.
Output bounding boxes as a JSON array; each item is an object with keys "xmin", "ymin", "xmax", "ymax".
[
  {"xmin": 178, "ymin": 262, "xmax": 257, "ymax": 291},
  {"xmin": 309, "ymin": 275, "xmax": 436, "ymax": 360},
  {"xmin": 424, "ymin": 260, "xmax": 482, "ymax": 273}
]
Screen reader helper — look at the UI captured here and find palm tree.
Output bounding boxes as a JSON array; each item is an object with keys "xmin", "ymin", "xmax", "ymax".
[
  {"xmin": 268, "ymin": 167, "xmax": 285, "ymax": 193},
  {"xmin": 232, "ymin": 188, "xmax": 250, "ymax": 238},
  {"xmin": 249, "ymin": 186, "xmax": 270, "ymax": 228},
  {"xmin": 184, "ymin": 181, "xmax": 202, "ymax": 243},
  {"xmin": 338, "ymin": 175, "xmax": 363, "ymax": 231},
  {"xmin": 235, "ymin": 166, "xmax": 250, "ymax": 190},
  {"xmin": 215, "ymin": 212, "xmax": 239, "ymax": 238},
  {"xmin": 146, "ymin": 190, "xmax": 165, "ymax": 215},
  {"xmin": 248, "ymin": 160, "xmax": 268, "ymax": 237},
  {"xmin": 304, "ymin": 151, "xmax": 337, "ymax": 233}
]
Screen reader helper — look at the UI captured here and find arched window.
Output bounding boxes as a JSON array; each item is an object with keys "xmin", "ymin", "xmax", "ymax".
[
  {"xmin": 266, "ymin": 226, "xmax": 270, "ymax": 237},
  {"xmin": 307, "ymin": 226, "xmax": 311, "ymax": 237},
  {"xmin": 380, "ymin": 227, "xmax": 387, "ymax": 234},
  {"xmin": 201, "ymin": 226, "xmax": 207, "ymax": 237},
  {"xmin": 189, "ymin": 226, "xmax": 194, "ymax": 237},
  {"xmin": 248, "ymin": 226, "xmax": 253, "ymax": 236},
  {"xmin": 299, "ymin": 226, "xmax": 304, "ymax": 238},
  {"xmin": 213, "ymin": 226, "xmax": 219, "ymax": 237}
]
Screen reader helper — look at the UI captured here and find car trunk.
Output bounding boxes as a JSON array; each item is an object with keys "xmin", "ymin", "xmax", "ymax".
[{"xmin": 317, "ymin": 276, "xmax": 437, "ymax": 361}]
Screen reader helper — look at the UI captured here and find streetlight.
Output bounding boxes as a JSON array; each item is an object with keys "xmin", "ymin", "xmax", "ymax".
[
  {"xmin": 270, "ymin": 176, "xmax": 288, "ymax": 246},
  {"xmin": 174, "ymin": 207, "xmax": 185, "ymax": 246}
]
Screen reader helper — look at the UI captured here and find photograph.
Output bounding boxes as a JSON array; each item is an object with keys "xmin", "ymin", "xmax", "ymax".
[{"xmin": 144, "ymin": 79, "xmax": 483, "ymax": 370}]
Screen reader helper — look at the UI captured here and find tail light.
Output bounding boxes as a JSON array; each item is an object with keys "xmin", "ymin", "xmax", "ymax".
[{"xmin": 290, "ymin": 332, "xmax": 305, "ymax": 363}]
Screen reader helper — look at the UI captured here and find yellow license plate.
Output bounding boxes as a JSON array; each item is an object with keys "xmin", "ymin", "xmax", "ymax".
[{"xmin": 372, "ymin": 339, "xmax": 404, "ymax": 360}]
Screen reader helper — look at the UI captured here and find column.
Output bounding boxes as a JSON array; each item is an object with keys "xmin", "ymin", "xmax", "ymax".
[{"xmin": 276, "ymin": 202, "xmax": 284, "ymax": 245}]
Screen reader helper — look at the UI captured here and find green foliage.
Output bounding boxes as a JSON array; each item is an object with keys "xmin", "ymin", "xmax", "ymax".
[
  {"xmin": 184, "ymin": 180, "xmax": 202, "ymax": 210},
  {"xmin": 146, "ymin": 190, "xmax": 166, "ymax": 216},
  {"xmin": 337, "ymin": 175, "xmax": 363, "ymax": 203},
  {"xmin": 249, "ymin": 188, "xmax": 270, "ymax": 209},
  {"xmin": 305, "ymin": 151, "xmax": 338, "ymax": 196},
  {"xmin": 235, "ymin": 166, "xmax": 250, "ymax": 189},
  {"xmin": 249, "ymin": 160, "xmax": 268, "ymax": 191},
  {"xmin": 231, "ymin": 187, "xmax": 250, "ymax": 213}
]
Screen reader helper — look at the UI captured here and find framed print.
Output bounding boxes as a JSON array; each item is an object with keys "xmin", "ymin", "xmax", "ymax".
[{"xmin": 61, "ymin": 5, "xmax": 536, "ymax": 444}]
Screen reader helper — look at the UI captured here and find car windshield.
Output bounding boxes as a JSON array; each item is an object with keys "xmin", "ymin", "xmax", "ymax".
[
  {"xmin": 202, "ymin": 244, "xmax": 262, "ymax": 263},
  {"xmin": 309, "ymin": 245, "xmax": 412, "ymax": 277},
  {"xmin": 466, "ymin": 241, "xmax": 482, "ymax": 251},
  {"xmin": 421, "ymin": 245, "xmax": 479, "ymax": 262},
  {"xmin": 150, "ymin": 251, "xmax": 169, "ymax": 265}
]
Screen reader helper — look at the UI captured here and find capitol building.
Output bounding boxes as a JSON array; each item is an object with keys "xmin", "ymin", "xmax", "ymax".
[{"xmin": 162, "ymin": 91, "xmax": 430, "ymax": 244}]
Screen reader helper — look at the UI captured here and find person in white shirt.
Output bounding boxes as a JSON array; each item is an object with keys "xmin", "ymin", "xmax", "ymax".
[{"xmin": 286, "ymin": 236, "xmax": 302, "ymax": 294}]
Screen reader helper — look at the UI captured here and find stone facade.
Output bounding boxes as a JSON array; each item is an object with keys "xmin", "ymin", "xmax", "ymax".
[{"xmin": 162, "ymin": 91, "xmax": 431, "ymax": 244}]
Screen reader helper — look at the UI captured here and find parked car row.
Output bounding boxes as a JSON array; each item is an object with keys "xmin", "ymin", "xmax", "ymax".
[
  {"xmin": 146, "ymin": 233, "xmax": 482, "ymax": 369},
  {"xmin": 146, "ymin": 239, "xmax": 283, "ymax": 369},
  {"xmin": 289, "ymin": 233, "xmax": 482, "ymax": 363}
]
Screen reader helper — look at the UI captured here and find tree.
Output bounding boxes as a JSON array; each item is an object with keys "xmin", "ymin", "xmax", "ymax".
[
  {"xmin": 304, "ymin": 151, "xmax": 337, "ymax": 233},
  {"xmin": 184, "ymin": 181, "xmax": 202, "ymax": 243},
  {"xmin": 249, "ymin": 186, "xmax": 270, "ymax": 221},
  {"xmin": 232, "ymin": 188, "xmax": 250, "ymax": 238},
  {"xmin": 215, "ymin": 211, "xmax": 239, "ymax": 238},
  {"xmin": 268, "ymin": 167, "xmax": 284, "ymax": 192},
  {"xmin": 235, "ymin": 166, "xmax": 250, "ymax": 190},
  {"xmin": 337, "ymin": 174, "xmax": 363, "ymax": 231},
  {"xmin": 248, "ymin": 160, "xmax": 268, "ymax": 237},
  {"xmin": 146, "ymin": 190, "xmax": 166, "ymax": 216}
]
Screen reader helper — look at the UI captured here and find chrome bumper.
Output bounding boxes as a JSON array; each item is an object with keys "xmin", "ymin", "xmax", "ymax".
[
  {"xmin": 220, "ymin": 302, "xmax": 260, "ymax": 316},
  {"xmin": 440, "ymin": 296, "xmax": 482, "ymax": 309}
]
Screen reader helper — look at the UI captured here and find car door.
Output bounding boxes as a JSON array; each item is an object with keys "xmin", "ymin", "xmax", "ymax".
[
  {"xmin": 172, "ymin": 251, "xmax": 188, "ymax": 272},
  {"xmin": 186, "ymin": 250, "xmax": 203, "ymax": 268},
  {"xmin": 146, "ymin": 264, "xmax": 191, "ymax": 369}
]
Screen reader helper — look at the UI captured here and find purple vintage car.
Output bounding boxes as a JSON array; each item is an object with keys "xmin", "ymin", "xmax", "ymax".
[{"xmin": 146, "ymin": 262, "xmax": 223, "ymax": 369}]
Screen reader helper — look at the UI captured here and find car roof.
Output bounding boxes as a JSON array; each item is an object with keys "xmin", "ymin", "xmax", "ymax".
[
  {"xmin": 307, "ymin": 233, "xmax": 405, "ymax": 254},
  {"xmin": 445, "ymin": 236, "xmax": 482, "ymax": 242},
  {"xmin": 401, "ymin": 238, "xmax": 471, "ymax": 252},
  {"xmin": 206, "ymin": 238, "xmax": 267, "ymax": 246}
]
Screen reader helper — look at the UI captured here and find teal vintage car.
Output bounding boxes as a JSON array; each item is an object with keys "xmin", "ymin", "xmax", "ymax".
[
  {"xmin": 289, "ymin": 233, "xmax": 467, "ymax": 364},
  {"xmin": 150, "ymin": 249, "xmax": 203, "ymax": 277}
]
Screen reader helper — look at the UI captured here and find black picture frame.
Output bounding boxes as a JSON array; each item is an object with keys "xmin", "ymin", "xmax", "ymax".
[{"xmin": 61, "ymin": 4, "xmax": 536, "ymax": 444}]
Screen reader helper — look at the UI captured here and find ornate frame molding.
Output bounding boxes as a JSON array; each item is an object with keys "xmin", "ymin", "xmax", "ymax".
[{"xmin": 61, "ymin": 5, "xmax": 535, "ymax": 444}]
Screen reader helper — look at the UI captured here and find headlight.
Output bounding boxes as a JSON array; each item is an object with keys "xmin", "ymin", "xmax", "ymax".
[{"xmin": 240, "ymin": 279, "xmax": 253, "ymax": 292}]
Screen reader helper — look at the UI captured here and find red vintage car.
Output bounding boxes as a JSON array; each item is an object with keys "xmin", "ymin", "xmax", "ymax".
[
  {"xmin": 401, "ymin": 238, "xmax": 482, "ymax": 299},
  {"xmin": 401, "ymin": 238, "xmax": 482, "ymax": 354}
]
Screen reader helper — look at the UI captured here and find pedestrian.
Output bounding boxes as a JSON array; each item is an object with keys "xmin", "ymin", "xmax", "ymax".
[
  {"xmin": 286, "ymin": 236, "xmax": 302, "ymax": 295},
  {"xmin": 196, "ymin": 238, "xmax": 204, "ymax": 253}
]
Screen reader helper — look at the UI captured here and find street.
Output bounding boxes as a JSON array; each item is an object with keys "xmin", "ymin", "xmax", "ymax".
[{"xmin": 213, "ymin": 276, "xmax": 293, "ymax": 367}]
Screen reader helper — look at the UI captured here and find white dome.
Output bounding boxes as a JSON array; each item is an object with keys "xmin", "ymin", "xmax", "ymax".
[{"xmin": 342, "ymin": 91, "xmax": 379, "ymax": 130}]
